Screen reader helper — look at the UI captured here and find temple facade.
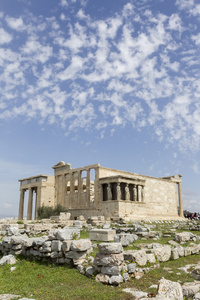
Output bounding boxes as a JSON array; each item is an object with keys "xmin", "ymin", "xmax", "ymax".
[{"xmin": 18, "ymin": 161, "xmax": 184, "ymax": 221}]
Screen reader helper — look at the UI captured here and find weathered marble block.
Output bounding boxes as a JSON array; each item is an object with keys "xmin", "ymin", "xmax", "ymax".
[{"xmin": 89, "ymin": 229, "xmax": 116, "ymax": 242}]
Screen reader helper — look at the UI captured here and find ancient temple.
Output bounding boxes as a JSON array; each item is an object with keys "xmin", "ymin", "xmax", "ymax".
[{"xmin": 18, "ymin": 161, "xmax": 184, "ymax": 221}]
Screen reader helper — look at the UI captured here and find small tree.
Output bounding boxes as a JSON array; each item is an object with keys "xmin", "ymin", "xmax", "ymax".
[{"xmin": 37, "ymin": 204, "xmax": 67, "ymax": 219}]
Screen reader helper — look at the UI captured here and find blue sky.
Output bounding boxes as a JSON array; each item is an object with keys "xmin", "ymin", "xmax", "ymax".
[{"xmin": 0, "ymin": 0, "xmax": 200, "ymax": 217}]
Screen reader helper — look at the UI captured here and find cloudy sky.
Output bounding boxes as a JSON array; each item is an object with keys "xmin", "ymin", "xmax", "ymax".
[{"xmin": 0, "ymin": 0, "xmax": 200, "ymax": 217}]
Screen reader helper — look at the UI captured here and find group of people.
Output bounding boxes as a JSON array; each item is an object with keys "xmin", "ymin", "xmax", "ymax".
[{"xmin": 184, "ymin": 212, "xmax": 200, "ymax": 220}]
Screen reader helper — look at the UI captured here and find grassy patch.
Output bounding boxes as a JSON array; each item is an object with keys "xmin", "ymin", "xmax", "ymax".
[{"xmin": 0, "ymin": 258, "xmax": 134, "ymax": 300}]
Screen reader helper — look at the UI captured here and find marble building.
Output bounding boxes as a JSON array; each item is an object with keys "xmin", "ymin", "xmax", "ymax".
[{"xmin": 18, "ymin": 161, "xmax": 184, "ymax": 221}]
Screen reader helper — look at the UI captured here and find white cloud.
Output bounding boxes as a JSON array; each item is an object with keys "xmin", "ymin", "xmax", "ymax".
[
  {"xmin": 60, "ymin": 0, "xmax": 68, "ymax": 7},
  {"xmin": 168, "ymin": 14, "xmax": 183, "ymax": 31},
  {"xmin": 6, "ymin": 16, "xmax": 24, "ymax": 31},
  {"xmin": 0, "ymin": 28, "xmax": 12, "ymax": 44}
]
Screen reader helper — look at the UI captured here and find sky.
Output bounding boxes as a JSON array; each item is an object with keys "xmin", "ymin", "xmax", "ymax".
[{"xmin": 0, "ymin": 0, "xmax": 200, "ymax": 217}]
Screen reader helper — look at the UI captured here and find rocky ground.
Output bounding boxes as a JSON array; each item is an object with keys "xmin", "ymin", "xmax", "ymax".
[{"xmin": 1, "ymin": 216, "xmax": 200, "ymax": 299}]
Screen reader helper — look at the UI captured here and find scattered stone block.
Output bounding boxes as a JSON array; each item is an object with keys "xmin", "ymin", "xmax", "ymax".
[
  {"xmin": 101, "ymin": 266, "xmax": 121, "ymax": 276},
  {"xmin": 70, "ymin": 239, "xmax": 92, "ymax": 252},
  {"xmin": 93, "ymin": 253, "xmax": 124, "ymax": 267},
  {"xmin": 157, "ymin": 278, "xmax": 183, "ymax": 299},
  {"xmin": 0, "ymin": 255, "xmax": 17, "ymax": 265},
  {"xmin": 192, "ymin": 264, "xmax": 200, "ymax": 280},
  {"xmin": 98, "ymin": 243, "xmax": 123, "ymax": 254},
  {"xmin": 108, "ymin": 275, "xmax": 123, "ymax": 285},
  {"xmin": 182, "ymin": 282, "xmax": 200, "ymax": 298},
  {"xmin": 95, "ymin": 273, "xmax": 109, "ymax": 284},
  {"xmin": 127, "ymin": 263, "xmax": 136, "ymax": 274},
  {"xmin": 89, "ymin": 229, "xmax": 116, "ymax": 242},
  {"xmin": 123, "ymin": 250, "xmax": 147, "ymax": 266},
  {"xmin": 56, "ymin": 228, "xmax": 80, "ymax": 240},
  {"xmin": 152, "ymin": 246, "xmax": 171, "ymax": 262}
]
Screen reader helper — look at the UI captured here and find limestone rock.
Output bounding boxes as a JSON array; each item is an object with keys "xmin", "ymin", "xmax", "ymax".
[
  {"xmin": 51, "ymin": 240, "xmax": 62, "ymax": 252},
  {"xmin": 182, "ymin": 281, "xmax": 200, "ymax": 298},
  {"xmin": 124, "ymin": 250, "xmax": 147, "ymax": 266},
  {"xmin": 93, "ymin": 253, "xmax": 124, "ymax": 266},
  {"xmin": 70, "ymin": 239, "xmax": 92, "ymax": 252},
  {"xmin": 101, "ymin": 266, "xmax": 121, "ymax": 276},
  {"xmin": 8, "ymin": 227, "xmax": 19, "ymax": 236},
  {"xmin": 85, "ymin": 266, "xmax": 95, "ymax": 277},
  {"xmin": 127, "ymin": 263, "xmax": 136, "ymax": 274},
  {"xmin": 147, "ymin": 253, "xmax": 156, "ymax": 264},
  {"xmin": 114, "ymin": 233, "xmax": 138, "ymax": 246},
  {"xmin": 56, "ymin": 228, "xmax": 80, "ymax": 241},
  {"xmin": 98, "ymin": 243, "xmax": 123, "ymax": 254},
  {"xmin": 0, "ymin": 255, "xmax": 17, "ymax": 265},
  {"xmin": 157, "ymin": 278, "xmax": 183, "ymax": 299},
  {"xmin": 108, "ymin": 275, "xmax": 123, "ymax": 285},
  {"xmin": 152, "ymin": 245, "xmax": 171, "ymax": 262},
  {"xmin": 171, "ymin": 248, "xmax": 179, "ymax": 260},
  {"xmin": 192, "ymin": 264, "xmax": 200, "ymax": 280},
  {"xmin": 175, "ymin": 232, "xmax": 191, "ymax": 243},
  {"xmin": 95, "ymin": 273, "xmax": 109, "ymax": 284},
  {"xmin": 194, "ymin": 292, "xmax": 200, "ymax": 299}
]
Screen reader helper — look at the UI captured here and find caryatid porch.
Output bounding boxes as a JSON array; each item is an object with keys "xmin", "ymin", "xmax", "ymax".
[{"xmin": 99, "ymin": 175, "xmax": 145, "ymax": 202}]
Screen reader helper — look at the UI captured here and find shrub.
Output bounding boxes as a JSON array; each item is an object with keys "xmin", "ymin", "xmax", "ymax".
[{"xmin": 37, "ymin": 204, "xmax": 67, "ymax": 219}]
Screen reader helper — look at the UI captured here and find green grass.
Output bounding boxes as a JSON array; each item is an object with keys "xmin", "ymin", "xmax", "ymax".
[{"xmin": 0, "ymin": 257, "xmax": 135, "ymax": 300}]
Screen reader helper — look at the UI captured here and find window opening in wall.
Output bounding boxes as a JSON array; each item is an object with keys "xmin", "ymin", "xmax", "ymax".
[
  {"xmin": 81, "ymin": 170, "xmax": 87, "ymax": 191},
  {"xmin": 74, "ymin": 179, "xmax": 78, "ymax": 193},
  {"xmin": 90, "ymin": 169, "xmax": 95, "ymax": 202}
]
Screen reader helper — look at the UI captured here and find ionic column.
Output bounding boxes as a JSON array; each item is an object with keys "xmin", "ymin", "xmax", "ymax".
[
  {"xmin": 125, "ymin": 183, "xmax": 130, "ymax": 200},
  {"xmin": 27, "ymin": 188, "xmax": 33, "ymax": 220},
  {"xmin": 138, "ymin": 186, "xmax": 141, "ymax": 202},
  {"xmin": 178, "ymin": 182, "xmax": 184, "ymax": 217},
  {"xmin": 69, "ymin": 173, "xmax": 74, "ymax": 209},
  {"xmin": 86, "ymin": 170, "xmax": 90, "ymax": 208},
  {"xmin": 61, "ymin": 174, "xmax": 66, "ymax": 207},
  {"xmin": 78, "ymin": 170, "xmax": 82, "ymax": 208},
  {"xmin": 108, "ymin": 183, "xmax": 112, "ymax": 200},
  {"xmin": 133, "ymin": 185, "xmax": 137, "ymax": 201},
  {"xmin": 18, "ymin": 189, "xmax": 25, "ymax": 220},
  {"xmin": 141, "ymin": 186, "xmax": 144, "ymax": 202},
  {"xmin": 117, "ymin": 183, "xmax": 121, "ymax": 200}
]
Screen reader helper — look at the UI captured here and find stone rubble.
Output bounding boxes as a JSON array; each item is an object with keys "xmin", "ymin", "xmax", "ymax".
[{"xmin": 1, "ymin": 218, "xmax": 200, "ymax": 298}]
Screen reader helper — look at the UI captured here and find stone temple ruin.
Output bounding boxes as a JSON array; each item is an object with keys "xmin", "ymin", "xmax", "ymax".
[{"xmin": 18, "ymin": 161, "xmax": 184, "ymax": 221}]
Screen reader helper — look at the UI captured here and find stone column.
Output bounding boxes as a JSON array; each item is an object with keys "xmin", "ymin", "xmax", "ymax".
[
  {"xmin": 62, "ymin": 174, "xmax": 66, "ymax": 206},
  {"xmin": 69, "ymin": 173, "xmax": 74, "ymax": 209},
  {"xmin": 138, "ymin": 186, "xmax": 141, "ymax": 202},
  {"xmin": 178, "ymin": 182, "xmax": 184, "ymax": 217},
  {"xmin": 107, "ymin": 183, "xmax": 112, "ymax": 200},
  {"xmin": 18, "ymin": 189, "xmax": 25, "ymax": 220},
  {"xmin": 141, "ymin": 186, "xmax": 144, "ymax": 202},
  {"xmin": 86, "ymin": 169, "xmax": 90, "ymax": 208},
  {"xmin": 78, "ymin": 170, "xmax": 82, "ymax": 208},
  {"xmin": 133, "ymin": 185, "xmax": 136, "ymax": 201},
  {"xmin": 27, "ymin": 188, "xmax": 33, "ymax": 220},
  {"xmin": 117, "ymin": 183, "xmax": 121, "ymax": 200},
  {"xmin": 125, "ymin": 183, "xmax": 130, "ymax": 200}
]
